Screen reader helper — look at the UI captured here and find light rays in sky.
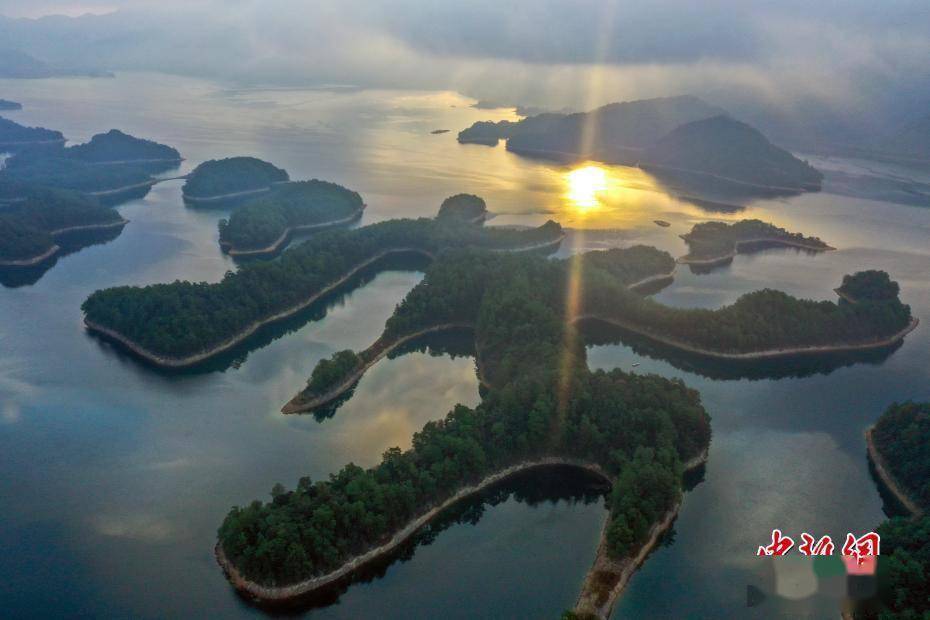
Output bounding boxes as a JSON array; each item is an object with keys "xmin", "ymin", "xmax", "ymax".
[{"xmin": 556, "ymin": 0, "xmax": 619, "ymax": 429}]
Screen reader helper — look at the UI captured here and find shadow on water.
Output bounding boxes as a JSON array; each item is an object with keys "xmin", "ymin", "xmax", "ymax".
[
  {"xmin": 96, "ymin": 183, "xmax": 154, "ymax": 207},
  {"xmin": 309, "ymin": 327, "xmax": 478, "ymax": 422},
  {"xmin": 683, "ymin": 244, "xmax": 825, "ymax": 275},
  {"xmin": 0, "ymin": 225, "xmax": 125, "ymax": 288},
  {"xmin": 237, "ymin": 465, "xmax": 611, "ymax": 615},
  {"xmin": 579, "ymin": 318, "xmax": 902, "ymax": 381},
  {"xmin": 86, "ymin": 251, "xmax": 433, "ymax": 376}
]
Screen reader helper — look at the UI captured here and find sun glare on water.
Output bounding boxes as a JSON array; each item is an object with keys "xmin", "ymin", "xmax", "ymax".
[{"xmin": 565, "ymin": 165, "xmax": 609, "ymax": 212}]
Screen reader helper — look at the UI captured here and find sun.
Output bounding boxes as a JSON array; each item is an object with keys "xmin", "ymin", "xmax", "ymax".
[{"xmin": 565, "ymin": 165, "xmax": 609, "ymax": 211}]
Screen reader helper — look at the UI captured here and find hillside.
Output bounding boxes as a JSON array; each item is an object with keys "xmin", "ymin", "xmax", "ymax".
[
  {"xmin": 458, "ymin": 96, "xmax": 725, "ymax": 161},
  {"xmin": 643, "ymin": 116, "xmax": 823, "ymax": 190},
  {"xmin": 66, "ymin": 129, "xmax": 181, "ymax": 164}
]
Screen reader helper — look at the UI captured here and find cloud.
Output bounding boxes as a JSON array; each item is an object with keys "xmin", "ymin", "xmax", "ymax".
[{"xmin": 1, "ymin": 1, "xmax": 929, "ymax": 144}]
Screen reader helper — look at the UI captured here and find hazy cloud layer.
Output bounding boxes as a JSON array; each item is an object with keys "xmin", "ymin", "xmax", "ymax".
[{"xmin": 1, "ymin": 1, "xmax": 928, "ymax": 145}]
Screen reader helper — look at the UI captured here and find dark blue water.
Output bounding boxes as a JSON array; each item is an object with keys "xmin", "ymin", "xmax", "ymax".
[{"xmin": 0, "ymin": 73, "xmax": 928, "ymax": 618}]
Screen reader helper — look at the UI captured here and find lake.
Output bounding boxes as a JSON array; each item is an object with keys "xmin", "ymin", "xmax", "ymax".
[{"xmin": 1, "ymin": 72, "xmax": 928, "ymax": 618}]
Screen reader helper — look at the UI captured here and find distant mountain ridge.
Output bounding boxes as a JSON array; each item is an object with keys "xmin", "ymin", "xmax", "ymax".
[
  {"xmin": 0, "ymin": 47, "xmax": 110, "ymax": 79},
  {"xmin": 459, "ymin": 96, "xmax": 822, "ymax": 192},
  {"xmin": 643, "ymin": 115, "xmax": 823, "ymax": 191}
]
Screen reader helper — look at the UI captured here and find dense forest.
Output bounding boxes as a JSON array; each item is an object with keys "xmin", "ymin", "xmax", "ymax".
[
  {"xmin": 183, "ymin": 156, "xmax": 289, "ymax": 199},
  {"xmin": 218, "ymin": 180, "xmax": 363, "ymax": 251},
  {"xmin": 218, "ymin": 248, "xmax": 711, "ymax": 586},
  {"xmin": 0, "ymin": 116, "xmax": 63, "ymax": 147},
  {"xmin": 866, "ymin": 402, "xmax": 930, "ymax": 618},
  {"xmin": 435, "ymin": 193, "xmax": 487, "ymax": 223},
  {"xmin": 81, "ymin": 218, "xmax": 565, "ymax": 359},
  {"xmin": 580, "ymin": 267, "xmax": 911, "ymax": 354},
  {"xmin": 458, "ymin": 95, "xmax": 723, "ymax": 158},
  {"xmin": 874, "ymin": 516, "xmax": 930, "ymax": 618},
  {"xmin": 305, "ymin": 350, "xmax": 362, "ymax": 393},
  {"xmin": 0, "ymin": 155, "xmax": 152, "ymax": 193},
  {"xmin": 64, "ymin": 129, "xmax": 181, "ymax": 164},
  {"xmin": 643, "ymin": 116, "xmax": 823, "ymax": 190},
  {"xmin": 233, "ymin": 245, "xmax": 912, "ymax": 589},
  {"xmin": 872, "ymin": 402, "xmax": 930, "ymax": 511},
  {"xmin": 680, "ymin": 219, "xmax": 830, "ymax": 261},
  {"xmin": 457, "ymin": 97, "xmax": 823, "ymax": 191},
  {"xmin": 0, "ymin": 186, "xmax": 123, "ymax": 262},
  {"xmin": 576, "ymin": 245, "xmax": 675, "ymax": 286},
  {"xmin": 838, "ymin": 270, "xmax": 902, "ymax": 302}
]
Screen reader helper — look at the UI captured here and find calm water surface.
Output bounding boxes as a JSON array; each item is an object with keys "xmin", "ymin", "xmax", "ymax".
[{"xmin": 0, "ymin": 73, "xmax": 928, "ymax": 618}]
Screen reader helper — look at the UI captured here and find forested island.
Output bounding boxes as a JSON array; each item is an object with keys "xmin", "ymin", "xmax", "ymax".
[
  {"xmin": 216, "ymin": 239, "xmax": 915, "ymax": 612},
  {"xmin": 286, "ymin": 248, "xmax": 914, "ymax": 415},
  {"xmin": 864, "ymin": 402, "xmax": 930, "ymax": 618},
  {"xmin": 836, "ymin": 270, "xmax": 901, "ymax": 304},
  {"xmin": 458, "ymin": 96, "xmax": 823, "ymax": 192},
  {"xmin": 0, "ymin": 116, "xmax": 64, "ymax": 150},
  {"xmin": 1, "ymin": 127, "xmax": 181, "ymax": 198},
  {"xmin": 218, "ymin": 180, "xmax": 365, "ymax": 256},
  {"xmin": 679, "ymin": 219, "xmax": 832, "ymax": 266},
  {"xmin": 0, "ymin": 156, "xmax": 154, "ymax": 197},
  {"xmin": 217, "ymin": 247, "xmax": 713, "ymax": 617},
  {"xmin": 81, "ymin": 211, "xmax": 566, "ymax": 367},
  {"xmin": 63, "ymin": 129, "xmax": 181, "ymax": 168},
  {"xmin": 183, "ymin": 157, "xmax": 289, "ymax": 204},
  {"xmin": 458, "ymin": 95, "xmax": 723, "ymax": 154},
  {"xmin": 435, "ymin": 193, "xmax": 488, "ymax": 223},
  {"xmin": 0, "ymin": 99, "xmax": 22, "ymax": 111},
  {"xmin": 0, "ymin": 186, "xmax": 125, "ymax": 266},
  {"xmin": 642, "ymin": 116, "xmax": 823, "ymax": 191}
]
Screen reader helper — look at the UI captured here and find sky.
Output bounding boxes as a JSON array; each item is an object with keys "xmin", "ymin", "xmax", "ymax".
[{"xmin": 0, "ymin": 0, "xmax": 928, "ymax": 145}]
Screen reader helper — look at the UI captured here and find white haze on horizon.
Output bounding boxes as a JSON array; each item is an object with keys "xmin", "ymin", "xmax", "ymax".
[{"xmin": 1, "ymin": 0, "xmax": 928, "ymax": 146}]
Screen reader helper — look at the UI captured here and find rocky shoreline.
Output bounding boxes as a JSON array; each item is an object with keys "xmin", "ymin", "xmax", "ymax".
[
  {"xmin": 573, "ymin": 448, "xmax": 709, "ymax": 619},
  {"xmin": 677, "ymin": 237, "xmax": 835, "ymax": 267},
  {"xmin": 83, "ymin": 247, "xmax": 437, "ymax": 367},
  {"xmin": 222, "ymin": 206, "xmax": 366, "ymax": 257},
  {"xmin": 865, "ymin": 427, "xmax": 923, "ymax": 516},
  {"xmin": 0, "ymin": 218, "xmax": 128, "ymax": 267},
  {"xmin": 575, "ymin": 314, "xmax": 919, "ymax": 360},
  {"xmin": 282, "ymin": 322, "xmax": 477, "ymax": 414},
  {"xmin": 216, "ymin": 459, "xmax": 611, "ymax": 603}
]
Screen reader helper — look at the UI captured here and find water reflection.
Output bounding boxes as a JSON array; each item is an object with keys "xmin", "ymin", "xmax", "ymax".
[
  {"xmin": 242, "ymin": 466, "xmax": 610, "ymax": 614},
  {"xmin": 310, "ymin": 328, "xmax": 477, "ymax": 421},
  {"xmin": 580, "ymin": 318, "xmax": 903, "ymax": 382},
  {"xmin": 86, "ymin": 251, "xmax": 432, "ymax": 374},
  {"xmin": 0, "ymin": 225, "xmax": 125, "ymax": 288}
]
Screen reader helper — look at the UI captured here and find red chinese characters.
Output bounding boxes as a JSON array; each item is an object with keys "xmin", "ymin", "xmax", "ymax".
[
  {"xmin": 843, "ymin": 532, "xmax": 880, "ymax": 565},
  {"xmin": 757, "ymin": 529, "xmax": 795, "ymax": 556},
  {"xmin": 798, "ymin": 533, "xmax": 835, "ymax": 556}
]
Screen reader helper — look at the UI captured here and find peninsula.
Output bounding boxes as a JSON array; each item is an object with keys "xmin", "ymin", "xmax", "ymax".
[
  {"xmin": 65, "ymin": 129, "xmax": 181, "ymax": 169},
  {"xmin": 1, "ymin": 128, "xmax": 180, "ymax": 199},
  {"xmin": 218, "ymin": 180, "xmax": 365, "ymax": 256},
  {"xmin": 217, "ymin": 247, "xmax": 713, "ymax": 614},
  {"xmin": 81, "ymin": 207, "xmax": 566, "ymax": 367},
  {"xmin": 0, "ymin": 99, "xmax": 22, "ymax": 111},
  {"xmin": 0, "ymin": 155, "xmax": 154, "ymax": 198},
  {"xmin": 678, "ymin": 219, "xmax": 832, "ymax": 267},
  {"xmin": 285, "ymin": 248, "xmax": 913, "ymax": 416},
  {"xmin": 458, "ymin": 97, "xmax": 823, "ymax": 192},
  {"xmin": 435, "ymin": 193, "xmax": 488, "ymax": 224},
  {"xmin": 0, "ymin": 116, "xmax": 64, "ymax": 151},
  {"xmin": 863, "ymin": 402, "xmax": 930, "ymax": 618},
  {"xmin": 0, "ymin": 186, "xmax": 126, "ymax": 267},
  {"xmin": 182, "ymin": 156, "xmax": 289, "ymax": 204}
]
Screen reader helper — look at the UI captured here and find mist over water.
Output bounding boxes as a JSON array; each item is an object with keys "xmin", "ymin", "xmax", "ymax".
[{"xmin": 0, "ymin": 73, "xmax": 928, "ymax": 618}]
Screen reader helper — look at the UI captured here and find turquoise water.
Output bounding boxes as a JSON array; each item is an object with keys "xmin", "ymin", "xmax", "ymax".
[{"xmin": 0, "ymin": 72, "xmax": 928, "ymax": 618}]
